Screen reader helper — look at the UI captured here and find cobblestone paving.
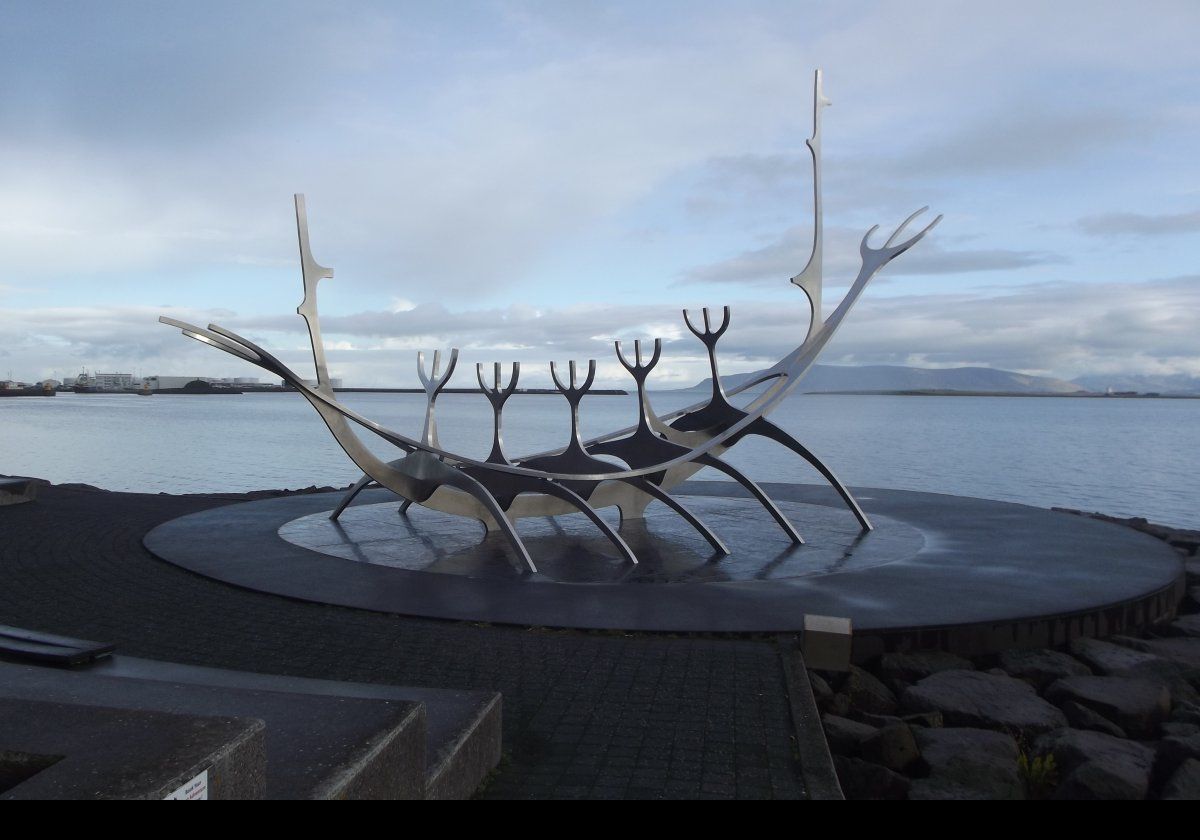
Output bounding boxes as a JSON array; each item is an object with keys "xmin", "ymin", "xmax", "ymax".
[{"xmin": 0, "ymin": 485, "xmax": 805, "ymax": 799}]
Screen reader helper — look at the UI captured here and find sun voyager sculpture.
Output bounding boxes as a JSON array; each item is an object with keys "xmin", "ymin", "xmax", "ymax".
[{"xmin": 161, "ymin": 71, "xmax": 940, "ymax": 573}]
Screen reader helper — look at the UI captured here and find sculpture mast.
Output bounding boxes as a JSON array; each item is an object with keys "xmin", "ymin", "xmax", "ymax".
[
  {"xmin": 791, "ymin": 69, "xmax": 831, "ymax": 333},
  {"xmin": 294, "ymin": 194, "xmax": 336, "ymax": 396}
]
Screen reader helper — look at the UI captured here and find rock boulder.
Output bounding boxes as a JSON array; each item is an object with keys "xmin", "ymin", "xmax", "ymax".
[
  {"xmin": 1161, "ymin": 758, "xmax": 1200, "ymax": 800},
  {"xmin": 821, "ymin": 714, "xmax": 876, "ymax": 757},
  {"xmin": 833, "ymin": 756, "xmax": 910, "ymax": 800},
  {"xmin": 859, "ymin": 723, "xmax": 920, "ymax": 773},
  {"xmin": 1046, "ymin": 675, "xmax": 1170, "ymax": 739},
  {"xmin": 997, "ymin": 648, "xmax": 1091, "ymax": 690},
  {"xmin": 1035, "ymin": 729, "xmax": 1154, "ymax": 800},
  {"xmin": 907, "ymin": 728, "xmax": 1024, "ymax": 800},
  {"xmin": 878, "ymin": 651, "xmax": 973, "ymax": 684},
  {"xmin": 842, "ymin": 665, "xmax": 898, "ymax": 716},
  {"xmin": 901, "ymin": 670, "xmax": 1067, "ymax": 735}
]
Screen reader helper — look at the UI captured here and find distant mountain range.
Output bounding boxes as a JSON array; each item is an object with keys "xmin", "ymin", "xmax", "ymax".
[{"xmin": 676, "ymin": 364, "xmax": 1094, "ymax": 395}]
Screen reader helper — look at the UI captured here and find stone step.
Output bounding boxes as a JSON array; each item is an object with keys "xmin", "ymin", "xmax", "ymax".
[
  {"xmin": 0, "ymin": 698, "xmax": 265, "ymax": 799},
  {"xmin": 0, "ymin": 656, "xmax": 500, "ymax": 799},
  {"xmin": 93, "ymin": 656, "xmax": 502, "ymax": 800}
]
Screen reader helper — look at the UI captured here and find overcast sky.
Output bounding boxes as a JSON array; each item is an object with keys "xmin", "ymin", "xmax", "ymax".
[{"xmin": 1, "ymin": 1, "xmax": 1198, "ymax": 387}]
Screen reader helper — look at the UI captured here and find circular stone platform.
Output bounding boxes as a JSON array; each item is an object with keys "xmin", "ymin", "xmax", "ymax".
[{"xmin": 144, "ymin": 482, "xmax": 1185, "ymax": 655}]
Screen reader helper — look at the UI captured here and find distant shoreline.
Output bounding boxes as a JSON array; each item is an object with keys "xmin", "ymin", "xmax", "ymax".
[
  {"xmin": 54, "ymin": 386, "xmax": 630, "ymax": 396},
  {"xmin": 319, "ymin": 387, "xmax": 629, "ymax": 396},
  {"xmin": 44, "ymin": 387, "xmax": 1198, "ymax": 400},
  {"xmin": 795, "ymin": 389, "xmax": 1200, "ymax": 399}
]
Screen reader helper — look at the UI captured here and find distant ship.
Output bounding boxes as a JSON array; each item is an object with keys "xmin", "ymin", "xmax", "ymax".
[{"xmin": 0, "ymin": 382, "xmax": 56, "ymax": 397}]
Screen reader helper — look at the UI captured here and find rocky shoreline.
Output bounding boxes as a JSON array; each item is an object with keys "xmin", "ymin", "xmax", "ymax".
[{"xmin": 816, "ymin": 514, "xmax": 1200, "ymax": 799}]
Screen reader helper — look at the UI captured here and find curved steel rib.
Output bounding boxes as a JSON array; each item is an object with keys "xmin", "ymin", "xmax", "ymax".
[
  {"xmin": 619, "ymin": 476, "xmax": 728, "ymax": 555},
  {"xmin": 694, "ymin": 453, "xmax": 804, "ymax": 544}
]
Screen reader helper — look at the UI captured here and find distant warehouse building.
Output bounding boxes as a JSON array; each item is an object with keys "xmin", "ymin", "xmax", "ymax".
[{"xmin": 92, "ymin": 372, "xmax": 135, "ymax": 390}]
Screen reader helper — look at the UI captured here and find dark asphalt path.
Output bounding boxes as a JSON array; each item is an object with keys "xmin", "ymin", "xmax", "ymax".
[{"xmin": 0, "ymin": 484, "xmax": 804, "ymax": 799}]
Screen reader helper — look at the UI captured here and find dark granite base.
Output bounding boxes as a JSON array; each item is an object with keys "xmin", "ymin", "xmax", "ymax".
[
  {"xmin": 279, "ymin": 494, "xmax": 924, "ymax": 583},
  {"xmin": 144, "ymin": 482, "xmax": 1186, "ymax": 656}
]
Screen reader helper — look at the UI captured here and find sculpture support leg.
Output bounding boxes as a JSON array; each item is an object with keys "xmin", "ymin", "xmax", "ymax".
[
  {"xmin": 440, "ymin": 469, "xmax": 539, "ymax": 574},
  {"xmin": 746, "ymin": 418, "xmax": 872, "ymax": 531},
  {"xmin": 696, "ymin": 453, "xmax": 804, "ymax": 544},
  {"xmin": 398, "ymin": 498, "xmax": 414, "ymax": 516},
  {"xmin": 543, "ymin": 481, "xmax": 639, "ymax": 566},
  {"xmin": 330, "ymin": 473, "xmax": 375, "ymax": 521},
  {"xmin": 621, "ymin": 477, "xmax": 729, "ymax": 555}
]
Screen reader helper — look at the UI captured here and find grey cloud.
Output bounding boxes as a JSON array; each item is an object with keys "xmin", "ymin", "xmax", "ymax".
[
  {"xmin": 681, "ymin": 225, "xmax": 1065, "ymax": 286},
  {"xmin": 1078, "ymin": 210, "xmax": 1200, "ymax": 237},
  {"xmin": 695, "ymin": 153, "xmax": 810, "ymax": 199},
  {"xmin": 896, "ymin": 108, "xmax": 1141, "ymax": 178},
  {"xmin": 0, "ymin": 305, "xmax": 240, "ymax": 380},
  {"xmin": 3, "ymin": 2, "xmax": 1196, "ymax": 302},
  {"xmin": 0, "ymin": 10, "xmax": 841, "ymax": 293},
  {"xmin": 688, "ymin": 100, "xmax": 1152, "ymax": 208}
]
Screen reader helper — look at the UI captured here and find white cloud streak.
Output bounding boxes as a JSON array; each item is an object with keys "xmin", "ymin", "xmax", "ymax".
[{"xmin": 4, "ymin": 275, "xmax": 1197, "ymax": 385}]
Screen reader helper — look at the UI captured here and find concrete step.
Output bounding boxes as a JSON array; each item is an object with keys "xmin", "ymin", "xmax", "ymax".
[
  {"xmin": 0, "ymin": 698, "xmax": 265, "ymax": 799},
  {"xmin": 0, "ymin": 656, "xmax": 500, "ymax": 799}
]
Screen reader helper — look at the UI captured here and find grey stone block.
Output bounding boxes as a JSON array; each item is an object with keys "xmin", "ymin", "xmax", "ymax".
[
  {"xmin": 425, "ymin": 693, "xmax": 503, "ymax": 801},
  {"xmin": 0, "ymin": 477, "xmax": 39, "ymax": 506}
]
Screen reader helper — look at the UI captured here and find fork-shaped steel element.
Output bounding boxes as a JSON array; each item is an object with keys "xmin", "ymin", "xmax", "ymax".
[
  {"xmin": 591, "ymin": 338, "xmax": 682, "ymax": 468},
  {"xmin": 861, "ymin": 207, "xmax": 943, "ymax": 282},
  {"xmin": 416, "ymin": 348, "xmax": 459, "ymax": 448},
  {"xmin": 673, "ymin": 306, "xmax": 737, "ymax": 433},
  {"xmin": 615, "ymin": 338, "xmax": 662, "ymax": 431},
  {"xmin": 549, "ymin": 359, "xmax": 596, "ymax": 458},
  {"xmin": 477, "ymin": 362, "xmax": 520, "ymax": 465}
]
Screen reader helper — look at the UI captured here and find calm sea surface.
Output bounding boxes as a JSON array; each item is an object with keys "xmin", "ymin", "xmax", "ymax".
[{"xmin": 1, "ymin": 391, "xmax": 1196, "ymax": 529}]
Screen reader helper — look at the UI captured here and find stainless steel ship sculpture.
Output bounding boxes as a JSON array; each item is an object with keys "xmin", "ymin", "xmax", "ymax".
[{"xmin": 161, "ymin": 72, "xmax": 940, "ymax": 572}]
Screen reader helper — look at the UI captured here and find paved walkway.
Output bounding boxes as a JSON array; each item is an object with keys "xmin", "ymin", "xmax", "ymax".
[{"xmin": 0, "ymin": 484, "xmax": 807, "ymax": 799}]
